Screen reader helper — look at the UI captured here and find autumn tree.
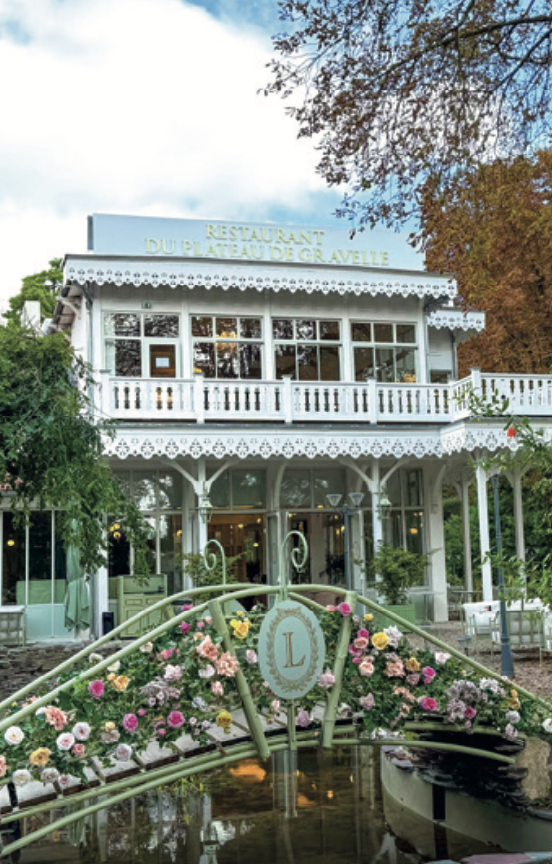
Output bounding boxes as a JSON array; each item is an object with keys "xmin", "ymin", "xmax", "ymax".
[
  {"xmin": 422, "ymin": 151, "xmax": 552, "ymax": 375},
  {"xmin": 268, "ymin": 0, "xmax": 552, "ymax": 228}
]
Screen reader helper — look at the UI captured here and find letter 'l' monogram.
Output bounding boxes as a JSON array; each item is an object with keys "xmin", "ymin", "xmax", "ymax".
[{"xmin": 282, "ymin": 631, "xmax": 305, "ymax": 668}]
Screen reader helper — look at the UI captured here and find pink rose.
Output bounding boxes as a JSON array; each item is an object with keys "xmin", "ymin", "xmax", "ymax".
[
  {"xmin": 164, "ymin": 664, "xmax": 183, "ymax": 682},
  {"xmin": 138, "ymin": 709, "xmax": 147, "ymax": 717},
  {"xmin": 167, "ymin": 711, "xmax": 185, "ymax": 729},
  {"xmin": 56, "ymin": 732, "xmax": 75, "ymax": 751},
  {"xmin": 464, "ymin": 706, "xmax": 477, "ymax": 720},
  {"xmin": 88, "ymin": 680, "xmax": 104, "ymax": 699},
  {"xmin": 182, "ymin": 603, "xmax": 193, "ymax": 611},
  {"xmin": 337, "ymin": 602, "xmax": 352, "ymax": 616},
  {"xmin": 384, "ymin": 659, "xmax": 405, "ymax": 678},
  {"xmin": 419, "ymin": 696, "xmax": 438, "ymax": 712},
  {"xmin": 216, "ymin": 652, "xmax": 240, "ymax": 677},
  {"xmin": 359, "ymin": 659, "xmax": 375, "ymax": 677},
  {"xmin": 326, "ymin": 605, "xmax": 336, "ymax": 611},
  {"xmin": 197, "ymin": 621, "xmax": 205, "ymax": 629},
  {"xmin": 72, "ymin": 743, "xmax": 86, "ymax": 757},
  {"xmin": 353, "ymin": 637, "xmax": 369, "ymax": 652},
  {"xmin": 180, "ymin": 622, "xmax": 191, "ymax": 634},
  {"xmin": 422, "ymin": 666, "xmax": 436, "ymax": 683},
  {"xmin": 158, "ymin": 648, "xmax": 174, "ymax": 661},
  {"xmin": 360, "ymin": 693, "xmax": 375, "ymax": 710},
  {"xmin": 123, "ymin": 713, "xmax": 139, "ymax": 733},
  {"xmin": 357, "ymin": 628, "xmax": 370, "ymax": 639},
  {"xmin": 406, "ymin": 673, "xmax": 420, "ymax": 686},
  {"xmin": 212, "ymin": 680, "xmax": 224, "ymax": 697},
  {"xmin": 0, "ymin": 755, "xmax": 8, "ymax": 777},
  {"xmin": 318, "ymin": 669, "xmax": 336, "ymax": 689},
  {"xmin": 245, "ymin": 650, "xmax": 258, "ymax": 664},
  {"xmin": 196, "ymin": 635, "xmax": 220, "ymax": 663},
  {"xmin": 296, "ymin": 709, "xmax": 310, "ymax": 728}
]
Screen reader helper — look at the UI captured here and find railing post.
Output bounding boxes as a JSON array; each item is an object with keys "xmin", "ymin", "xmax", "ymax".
[
  {"xmin": 366, "ymin": 376, "xmax": 378, "ymax": 424},
  {"xmin": 99, "ymin": 369, "xmax": 111, "ymax": 420},
  {"xmin": 471, "ymin": 367, "xmax": 482, "ymax": 394},
  {"xmin": 194, "ymin": 374, "xmax": 205, "ymax": 424},
  {"xmin": 282, "ymin": 375, "xmax": 293, "ymax": 424}
]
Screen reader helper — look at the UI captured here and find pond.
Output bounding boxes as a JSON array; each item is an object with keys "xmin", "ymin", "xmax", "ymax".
[{"xmin": 5, "ymin": 747, "xmax": 504, "ymax": 864}]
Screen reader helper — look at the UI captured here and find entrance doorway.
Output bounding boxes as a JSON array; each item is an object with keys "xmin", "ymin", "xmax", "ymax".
[
  {"xmin": 287, "ymin": 511, "xmax": 346, "ymax": 604},
  {"xmin": 208, "ymin": 514, "xmax": 266, "ymax": 586}
]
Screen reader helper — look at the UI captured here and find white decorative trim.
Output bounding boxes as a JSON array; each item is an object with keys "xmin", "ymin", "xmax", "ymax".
[
  {"xmin": 101, "ymin": 421, "xmax": 544, "ymax": 462},
  {"xmin": 426, "ymin": 309, "xmax": 485, "ymax": 332},
  {"xmin": 65, "ymin": 257, "xmax": 456, "ymax": 301}
]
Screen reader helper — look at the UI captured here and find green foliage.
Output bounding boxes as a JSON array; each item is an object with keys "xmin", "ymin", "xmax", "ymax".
[
  {"xmin": 0, "ymin": 320, "xmax": 150, "ymax": 577},
  {"xmin": 365, "ymin": 544, "xmax": 428, "ymax": 605},
  {"xmin": 2, "ymin": 258, "xmax": 62, "ymax": 324}
]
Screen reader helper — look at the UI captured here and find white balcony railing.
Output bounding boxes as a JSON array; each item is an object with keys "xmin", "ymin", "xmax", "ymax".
[{"xmin": 96, "ymin": 369, "xmax": 552, "ymax": 425}]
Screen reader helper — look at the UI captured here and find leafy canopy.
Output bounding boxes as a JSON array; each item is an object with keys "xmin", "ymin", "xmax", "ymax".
[
  {"xmin": 423, "ymin": 152, "xmax": 552, "ymax": 375},
  {"xmin": 2, "ymin": 259, "xmax": 62, "ymax": 324},
  {"xmin": 0, "ymin": 320, "xmax": 150, "ymax": 577},
  {"xmin": 268, "ymin": 1, "xmax": 552, "ymax": 228}
]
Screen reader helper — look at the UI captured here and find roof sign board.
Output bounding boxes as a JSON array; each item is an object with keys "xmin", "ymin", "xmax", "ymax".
[{"xmin": 88, "ymin": 213, "xmax": 424, "ymax": 272}]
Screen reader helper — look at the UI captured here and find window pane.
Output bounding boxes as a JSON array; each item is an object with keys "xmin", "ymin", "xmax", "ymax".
[
  {"xmin": 273, "ymin": 319, "xmax": 293, "ymax": 340},
  {"xmin": 106, "ymin": 339, "xmax": 142, "ymax": 377},
  {"xmin": 406, "ymin": 511, "xmax": 425, "ymax": 563},
  {"xmin": 191, "ymin": 316, "xmax": 212, "ymax": 338},
  {"xmin": 297, "ymin": 344, "xmax": 318, "ymax": 381},
  {"xmin": 108, "ymin": 522, "xmax": 130, "ymax": 578},
  {"xmin": 232, "ymin": 470, "xmax": 266, "ymax": 509},
  {"xmin": 275, "ymin": 344, "xmax": 296, "ymax": 379},
  {"xmin": 375, "ymin": 347, "xmax": 394, "ymax": 382},
  {"xmin": 2, "ymin": 513, "xmax": 25, "ymax": 605},
  {"xmin": 144, "ymin": 315, "xmax": 179, "ymax": 338},
  {"xmin": 211, "ymin": 471, "xmax": 230, "ymax": 508},
  {"xmin": 159, "ymin": 514, "xmax": 182, "ymax": 595},
  {"xmin": 281, "ymin": 469, "xmax": 311, "ymax": 508},
  {"xmin": 430, "ymin": 369, "xmax": 451, "ymax": 383},
  {"xmin": 385, "ymin": 472, "xmax": 401, "ymax": 506},
  {"xmin": 240, "ymin": 318, "xmax": 262, "ymax": 339},
  {"xmin": 133, "ymin": 471, "xmax": 157, "ymax": 510},
  {"xmin": 240, "ymin": 343, "xmax": 262, "ymax": 379},
  {"xmin": 150, "ymin": 344, "xmax": 176, "ymax": 378},
  {"xmin": 383, "ymin": 510, "xmax": 403, "ymax": 547},
  {"xmin": 144, "ymin": 515, "xmax": 157, "ymax": 574},
  {"xmin": 216, "ymin": 342, "xmax": 239, "ymax": 378},
  {"xmin": 395, "ymin": 347, "xmax": 417, "ymax": 383},
  {"xmin": 374, "ymin": 323, "xmax": 393, "ymax": 343},
  {"xmin": 319, "ymin": 346, "xmax": 340, "ymax": 381},
  {"xmin": 104, "ymin": 313, "xmax": 140, "ymax": 337},
  {"xmin": 352, "ymin": 322, "xmax": 371, "ymax": 342},
  {"xmin": 405, "ymin": 469, "xmax": 423, "ymax": 507},
  {"xmin": 28, "ymin": 513, "xmax": 52, "ymax": 604},
  {"xmin": 193, "ymin": 342, "xmax": 215, "ymax": 377},
  {"xmin": 319, "ymin": 320, "xmax": 340, "ymax": 340},
  {"xmin": 396, "ymin": 324, "xmax": 416, "ymax": 344},
  {"xmin": 296, "ymin": 319, "xmax": 317, "ymax": 341},
  {"xmin": 158, "ymin": 472, "xmax": 183, "ymax": 510},
  {"xmin": 313, "ymin": 470, "xmax": 346, "ymax": 507},
  {"xmin": 354, "ymin": 347, "xmax": 374, "ymax": 381},
  {"xmin": 216, "ymin": 317, "xmax": 238, "ymax": 338}
]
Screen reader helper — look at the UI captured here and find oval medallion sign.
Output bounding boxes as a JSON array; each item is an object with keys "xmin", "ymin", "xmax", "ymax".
[{"xmin": 258, "ymin": 600, "xmax": 326, "ymax": 699}]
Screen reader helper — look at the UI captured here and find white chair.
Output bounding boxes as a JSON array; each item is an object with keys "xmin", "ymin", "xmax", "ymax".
[
  {"xmin": 491, "ymin": 606, "xmax": 545, "ymax": 663},
  {"xmin": 461, "ymin": 600, "xmax": 500, "ymax": 655}
]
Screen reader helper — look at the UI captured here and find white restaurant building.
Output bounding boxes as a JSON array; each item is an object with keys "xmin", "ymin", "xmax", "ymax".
[{"xmin": 4, "ymin": 213, "xmax": 551, "ymax": 641}]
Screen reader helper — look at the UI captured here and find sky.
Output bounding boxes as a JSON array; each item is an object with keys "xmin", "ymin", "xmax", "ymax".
[{"xmin": 0, "ymin": 0, "xmax": 344, "ymax": 308}]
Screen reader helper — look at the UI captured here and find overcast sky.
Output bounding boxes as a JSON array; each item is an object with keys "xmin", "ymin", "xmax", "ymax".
[{"xmin": 0, "ymin": 0, "xmax": 343, "ymax": 306}]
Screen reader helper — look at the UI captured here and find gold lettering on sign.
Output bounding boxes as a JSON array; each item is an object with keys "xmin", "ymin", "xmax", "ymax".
[
  {"xmin": 283, "ymin": 631, "xmax": 306, "ymax": 668},
  {"xmin": 146, "ymin": 239, "xmax": 160, "ymax": 254}
]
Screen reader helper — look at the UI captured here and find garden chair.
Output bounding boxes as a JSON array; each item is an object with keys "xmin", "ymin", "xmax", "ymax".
[{"xmin": 490, "ymin": 606, "xmax": 545, "ymax": 664}]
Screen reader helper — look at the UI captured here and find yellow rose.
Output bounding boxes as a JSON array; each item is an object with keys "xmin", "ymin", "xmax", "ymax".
[
  {"xmin": 371, "ymin": 632, "xmax": 390, "ymax": 651},
  {"xmin": 230, "ymin": 618, "xmax": 250, "ymax": 639},
  {"xmin": 112, "ymin": 675, "xmax": 131, "ymax": 692},
  {"xmin": 364, "ymin": 614, "xmax": 374, "ymax": 622},
  {"xmin": 405, "ymin": 657, "xmax": 420, "ymax": 672},
  {"xmin": 216, "ymin": 711, "xmax": 233, "ymax": 731},
  {"xmin": 104, "ymin": 721, "xmax": 116, "ymax": 732},
  {"xmin": 30, "ymin": 747, "xmax": 51, "ymax": 767}
]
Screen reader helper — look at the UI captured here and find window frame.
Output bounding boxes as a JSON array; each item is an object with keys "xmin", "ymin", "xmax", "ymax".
[
  {"xmin": 350, "ymin": 320, "xmax": 418, "ymax": 383},
  {"xmin": 190, "ymin": 314, "xmax": 264, "ymax": 381},
  {"xmin": 272, "ymin": 317, "xmax": 342, "ymax": 382},
  {"xmin": 103, "ymin": 312, "xmax": 181, "ymax": 379}
]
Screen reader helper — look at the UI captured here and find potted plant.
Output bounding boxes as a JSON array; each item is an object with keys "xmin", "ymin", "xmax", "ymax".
[{"xmin": 365, "ymin": 544, "xmax": 428, "ymax": 629}]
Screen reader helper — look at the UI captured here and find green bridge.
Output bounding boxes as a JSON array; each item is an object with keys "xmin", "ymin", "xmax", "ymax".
[{"xmin": 1, "ymin": 546, "xmax": 551, "ymax": 859}]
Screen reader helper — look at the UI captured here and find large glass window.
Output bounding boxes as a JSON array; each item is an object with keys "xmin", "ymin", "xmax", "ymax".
[
  {"xmin": 104, "ymin": 313, "xmax": 180, "ymax": 378},
  {"xmin": 352, "ymin": 321, "xmax": 417, "ymax": 383},
  {"xmin": 280, "ymin": 469, "xmax": 346, "ymax": 509},
  {"xmin": 381, "ymin": 468, "xmax": 426, "ymax": 580},
  {"xmin": 191, "ymin": 315, "xmax": 263, "ymax": 380},
  {"xmin": 1, "ymin": 511, "xmax": 67, "ymax": 609},
  {"xmin": 210, "ymin": 469, "xmax": 266, "ymax": 510},
  {"xmin": 273, "ymin": 319, "xmax": 341, "ymax": 381}
]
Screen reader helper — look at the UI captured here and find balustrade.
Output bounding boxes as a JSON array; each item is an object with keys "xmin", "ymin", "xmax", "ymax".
[{"xmin": 99, "ymin": 370, "xmax": 552, "ymax": 425}]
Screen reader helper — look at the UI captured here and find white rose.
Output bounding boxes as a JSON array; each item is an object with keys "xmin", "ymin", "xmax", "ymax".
[
  {"xmin": 4, "ymin": 726, "xmax": 24, "ymax": 746},
  {"xmin": 542, "ymin": 718, "xmax": 552, "ymax": 734},
  {"xmin": 434, "ymin": 652, "xmax": 451, "ymax": 665},
  {"xmin": 107, "ymin": 660, "xmax": 121, "ymax": 673},
  {"xmin": 13, "ymin": 769, "xmax": 32, "ymax": 786},
  {"xmin": 139, "ymin": 642, "xmax": 154, "ymax": 654}
]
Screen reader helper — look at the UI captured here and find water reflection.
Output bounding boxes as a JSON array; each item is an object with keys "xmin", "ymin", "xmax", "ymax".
[{"xmin": 12, "ymin": 747, "xmax": 498, "ymax": 864}]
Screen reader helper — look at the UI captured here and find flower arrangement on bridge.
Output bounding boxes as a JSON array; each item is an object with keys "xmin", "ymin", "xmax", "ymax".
[{"xmin": 0, "ymin": 598, "xmax": 550, "ymax": 792}]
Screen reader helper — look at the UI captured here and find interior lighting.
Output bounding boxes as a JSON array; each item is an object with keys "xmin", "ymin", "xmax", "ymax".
[
  {"xmin": 409, "ymin": 528, "xmax": 418, "ymax": 535},
  {"xmin": 7, "ymin": 539, "xmax": 15, "ymax": 547},
  {"xmin": 326, "ymin": 790, "xmax": 334, "ymax": 799}
]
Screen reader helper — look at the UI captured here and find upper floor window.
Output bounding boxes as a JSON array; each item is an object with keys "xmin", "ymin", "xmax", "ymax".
[
  {"xmin": 273, "ymin": 318, "xmax": 341, "ymax": 381},
  {"xmin": 104, "ymin": 313, "xmax": 179, "ymax": 378},
  {"xmin": 351, "ymin": 322, "xmax": 417, "ymax": 383},
  {"xmin": 191, "ymin": 316, "xmax": 263, "ymax": 379}
]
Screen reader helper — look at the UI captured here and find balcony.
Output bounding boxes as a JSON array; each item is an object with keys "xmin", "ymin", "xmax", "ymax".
[{"xmin": 96, "ymin": 370, "xmax": 552, "ymax": 426}]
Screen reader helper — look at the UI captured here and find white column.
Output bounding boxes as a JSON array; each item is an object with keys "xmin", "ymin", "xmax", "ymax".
[
  {"xmin": 93, "ymin": 562, "xmax": 109, "ymax": 639},
  {"xmin": 371, "ymin": 459, "xmax": 383, "ymax": 554},
  {"xmin": 513, "ymin": 470, "xmax": 526, "ymax": 562},
  {"xmin": 197, "ymin": 459, "xmax": 208, "ymax": 552},
  {"xmin": 426, "ymin": 463, "xmax": 448, "ymax": 622},
  {"xmin": 461, "ymin": 475, "xmax": 473, "ymax": 593},
  {"xmin": 476, "ymin": 461, "xmax": 493, "ymax": 601}
]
